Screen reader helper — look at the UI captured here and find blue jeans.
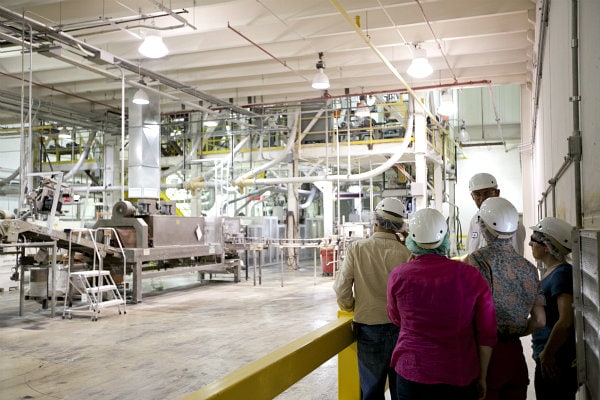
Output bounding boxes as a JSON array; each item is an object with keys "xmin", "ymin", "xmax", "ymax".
[
  {"xmin": 354, "ymin": 322, "xmax": 400, "ymax": 400},
  {"xmin": 395, "ymin": 374, "xmax": 478, "ymax": 400}
]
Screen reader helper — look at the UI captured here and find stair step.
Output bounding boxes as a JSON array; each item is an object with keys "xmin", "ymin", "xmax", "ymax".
[
  {"xmin": 71, "ymin": 270, "xmax": 111, "ymax": 277},
  {"xmin": 86, "ymin": 285, "xmax": 117, "ymax": 294},
  {"xmin": 96, "ymin": 299, "xmax": 125, "ymax": 309}
]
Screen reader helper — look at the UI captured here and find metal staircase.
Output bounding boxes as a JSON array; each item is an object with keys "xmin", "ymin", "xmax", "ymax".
[{"xmin": 62, "ymin": 228, "xmax": 126, "ymax": 321}]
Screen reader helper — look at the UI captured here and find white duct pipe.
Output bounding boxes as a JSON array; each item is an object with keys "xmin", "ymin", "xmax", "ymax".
[
  {"xmin": 199, "ymin": 135, "xmax": 251, "ymax": 177},
  {"xmin": 40, "ymin": 47, "xmax": 216, "ymax": 115},
  {"xmin": 160, "ymin": 132, "xmax": 203, "ymax": 178},
  {"xmin": 233, "ymin": 111, "xmax": 301, "ymax": 186},
  {"xmin": 63, "ymin": 131, "xmax": 97, "ymax": 180},
  {"xmin": 236, "ymin": 113, "xmax": 414, "ymax": 186}
]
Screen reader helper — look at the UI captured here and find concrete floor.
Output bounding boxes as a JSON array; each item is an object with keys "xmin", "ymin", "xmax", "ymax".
[
  {"xmin": 0, "ymin": 262, "xmax": 540, "ymax": 400},
  {"xmin": 0, "ymin": 264, "xmax": 340, "ymax": 400}
]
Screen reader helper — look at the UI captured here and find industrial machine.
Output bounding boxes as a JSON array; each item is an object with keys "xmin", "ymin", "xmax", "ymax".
[
  {"xmin": 0, "ymin": 180, "xmax": 246, "ymax": 308},
  {"xmin": 94, "ymin": 199, "xmax": 245, "ymax": 302}
]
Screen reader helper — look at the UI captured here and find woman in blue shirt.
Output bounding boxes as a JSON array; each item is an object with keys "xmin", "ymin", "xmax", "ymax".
[{"xmin": 530, "ymin": 217, "xmax": 578, "ymax": 400}]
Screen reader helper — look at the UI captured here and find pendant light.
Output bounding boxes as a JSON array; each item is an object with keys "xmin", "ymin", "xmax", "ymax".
[
  {"xmin": 458, "ymin": 120, "xmax": 470, "ymax": 143},
  {"xmin": 133, "ymin": 79, "xmax": 150, "ymax": 105},
  {"xmin": 407, "ymin": 44, "xmax": 433, "ymax": 79},
  {"xmin": 311, "ymin": 52, "xmax": 330, "ymax": 90},
  {"xmin": 437, "ymin": 90, "xmax": 456, "ymax": 117},
  {"xmin": 138, "ymin": 34, "xmax": 169, "ymax": 59}
]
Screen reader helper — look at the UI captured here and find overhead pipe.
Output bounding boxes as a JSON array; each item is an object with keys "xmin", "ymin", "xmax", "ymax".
[
  {"xmin": 70, "ymin": 182, "xmax": 182, "ymax": 193},
  {"xmin": 0, "ymin": 168, "xmax": 20, "ymax": 188},
  {"xmin": 18, "ymin": 24, "xmax": 34, "ymax": 218},
  {"xmin": 244, "ymin": 80, "xmax": 492, "ymax": 110},
  {"xmin": 222, "ymin": 185, "xmax": 284, "ymax": 215},
  {"xmin": 160, "ymin": 133, "xmax": 203, "ymax": 178},
  {"xmin": 571, "ymin": 0, "xmax": 582, "ymax": 229},
  {"xmin": 330, "ymin": 0, "xmax": 446, "ymax": 134},
  {"xmin": 227, "ymin": 22, "xmax": 311, "ymax": 83},
  {"xmin": 299, "ymin": 185, "xmax": 319, "ymax": 209},
  {"xmin": 0, "ymin": 4, "xmax": 254, "ymax": 116},
  {"xmin": 63, "ymin": 131, "xmax": 97, "ymax": 180},
  {"xmin": 0, "ymin": 91, "xmax": 120, "ymax": 134},
  {"xmin": 530, "ymin": 0, "xmax": 550, "ymax": 145},
  {"xmin": 184, "ymin": 135, "xmax": 252, "ymax": 194},
  {"xmin": 0, "ymin": 70, "xmax": 120, "ymax": 112},
  {"xmin": 534, "ymin": 0, "xmax": 582, "ymax": 228},
  {"xmin": 234, "ymin": 111, "xmax": 301, "ymax": 187},
  {"xmin": 486, "ymin": 84, "xmax": 508, "ymax": 152},
  {"xmin": 148, "ymin": 0, "xmax": 197, "ymax": 31},
  {"xmin": 236, "ymin": 112, "xmax": 414, "ymax": 186},
  {"xmin": 38, "ymin": 45, "xmax": 217, "ymax": 115},
  {"xmin": 58, "ymin": 9, "xmax": 190, "ymax": 34},
  {"xmin": 222, "ymin": 185, "xmax": 317, "ymax": 215},
  {"xmin": 414, "ymin": 0, "xmax": 458, "ymax": 84}
]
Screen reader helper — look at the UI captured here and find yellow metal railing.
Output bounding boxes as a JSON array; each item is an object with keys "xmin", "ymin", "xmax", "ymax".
[{"xmin": 181, "ymin": 311, "xmax": 358, "ymax": 400}]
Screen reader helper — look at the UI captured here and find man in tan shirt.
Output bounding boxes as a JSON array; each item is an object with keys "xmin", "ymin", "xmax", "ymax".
[{"xmin": 334, "ymin": 197, "xmax": 411, "ymax": 400}]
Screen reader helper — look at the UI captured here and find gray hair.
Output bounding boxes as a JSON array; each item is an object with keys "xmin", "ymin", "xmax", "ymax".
[{"xmin": 371, "ymin": 212, "xmax": 405, "ymax": 233}]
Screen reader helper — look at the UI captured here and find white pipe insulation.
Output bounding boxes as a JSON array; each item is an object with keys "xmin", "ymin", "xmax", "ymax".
[
  {"xmin": 235, "ymin": 113, "xmax": 414, "ymax": 186},
  {"xmin": 233, "ymin": 110, "xmax": 301, "ymax": 186},
  {"xmin": 63, "ymin": 131, "xmax": 97, "ymax": 180}
]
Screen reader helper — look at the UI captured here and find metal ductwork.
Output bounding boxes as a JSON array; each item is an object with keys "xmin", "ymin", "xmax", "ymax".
[{"xmin": 0, "ymin": 4, "xmax": 256, "ymax": 117}]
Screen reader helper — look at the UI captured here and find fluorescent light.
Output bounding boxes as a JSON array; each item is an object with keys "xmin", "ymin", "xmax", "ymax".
[
  {"xmin": 138, "ymin": 35, "xmax": 169, "ymax": 59},
  {"xmin": 407, "ymin": 47, "xmax": 433, "ymax": 79}
]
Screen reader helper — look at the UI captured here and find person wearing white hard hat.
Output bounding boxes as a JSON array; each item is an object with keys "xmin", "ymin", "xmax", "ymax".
[
  {"xmin": 529, "ymin": 217, "xmax": 577, "ymax": 400},
  {"xmin": 467, "ymin": 197, "xmax": 546, "ymax": 400},
  {"xmin": 466, "ymin": 172, "xmax": 526, "ymax": 255},
  {"xmin": 334, "ymin": 197, "xmax": 412, "ymax": 400},
  {"xmin": 387, "ymin": 208, "xmax": 497, "ymax": 400}
]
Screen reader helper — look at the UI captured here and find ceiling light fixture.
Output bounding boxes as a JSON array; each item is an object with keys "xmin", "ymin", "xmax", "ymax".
[
  {"xmin": 437, "ymin": 90, "xmax": 456, "ymax": 117},
  {"xmin": 311, "ymin": 52, "xmax": 330, "ymax": 90},
  {"xmin": 132, "ymin": 79, "xmax": 150, "ymax": 105},
  {"xmin": 406, "ymin": 44, "xmax": 433, "ymax": 79},
  {"xmin": 138, "ymin": 34, "xmax": 169, "ymax": 59}
]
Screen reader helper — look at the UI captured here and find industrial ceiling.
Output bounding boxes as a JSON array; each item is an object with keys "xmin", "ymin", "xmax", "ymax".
[{"xmin": 0, "ymin": 0, "xmax": 536, "ymax": 122}]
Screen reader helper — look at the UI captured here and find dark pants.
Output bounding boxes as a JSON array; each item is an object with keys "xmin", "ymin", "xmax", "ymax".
[
  {"xmin": 534, "ymin": 358, "xmax": 578, "ymax": 400},
  {"xmin": 354, "ymin": 322, "xmax": 400, "ymax": 400},
  {"xmin": 485, "ymin": 338, "xmax": 529, "ymax": 400},
  {"xmin": 395, "ymin": 374, "xmax": 478, "ymax": 400}
]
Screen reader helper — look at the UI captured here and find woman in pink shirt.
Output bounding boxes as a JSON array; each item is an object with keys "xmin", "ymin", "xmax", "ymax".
[{"xmin": 387, "ymin": 208, "xmax": 497, "ymax": 400}]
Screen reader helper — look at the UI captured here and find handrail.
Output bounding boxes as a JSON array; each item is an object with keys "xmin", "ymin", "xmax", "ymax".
[{"xmin": 181, "ymin": 313, "xmax": 355, "ymax": 400}]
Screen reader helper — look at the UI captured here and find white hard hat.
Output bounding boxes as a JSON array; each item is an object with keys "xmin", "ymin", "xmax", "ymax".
[
  {"xmin": 469, "ymin": 172, "xmax": 498, "ymax": 192},
  {"xmin": 375, "ymin": 197, "xmax": 407, "ymax": 223},
  {"xmin": 531, "ymin": 217, "xmax": 574, "ymax": 251},
  {"xmin": 479, "ymin": 197, "xmax": 518, "ymax": 234},
  {"xmin": 408, "ymin": 208, "xmax": 447, "ymax": 249}
]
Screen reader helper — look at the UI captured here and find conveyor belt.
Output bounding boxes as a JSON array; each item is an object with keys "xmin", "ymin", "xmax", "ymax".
[{"xmin": 0, "ymin": 219, "xmax": 121, "ymax": 258}]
